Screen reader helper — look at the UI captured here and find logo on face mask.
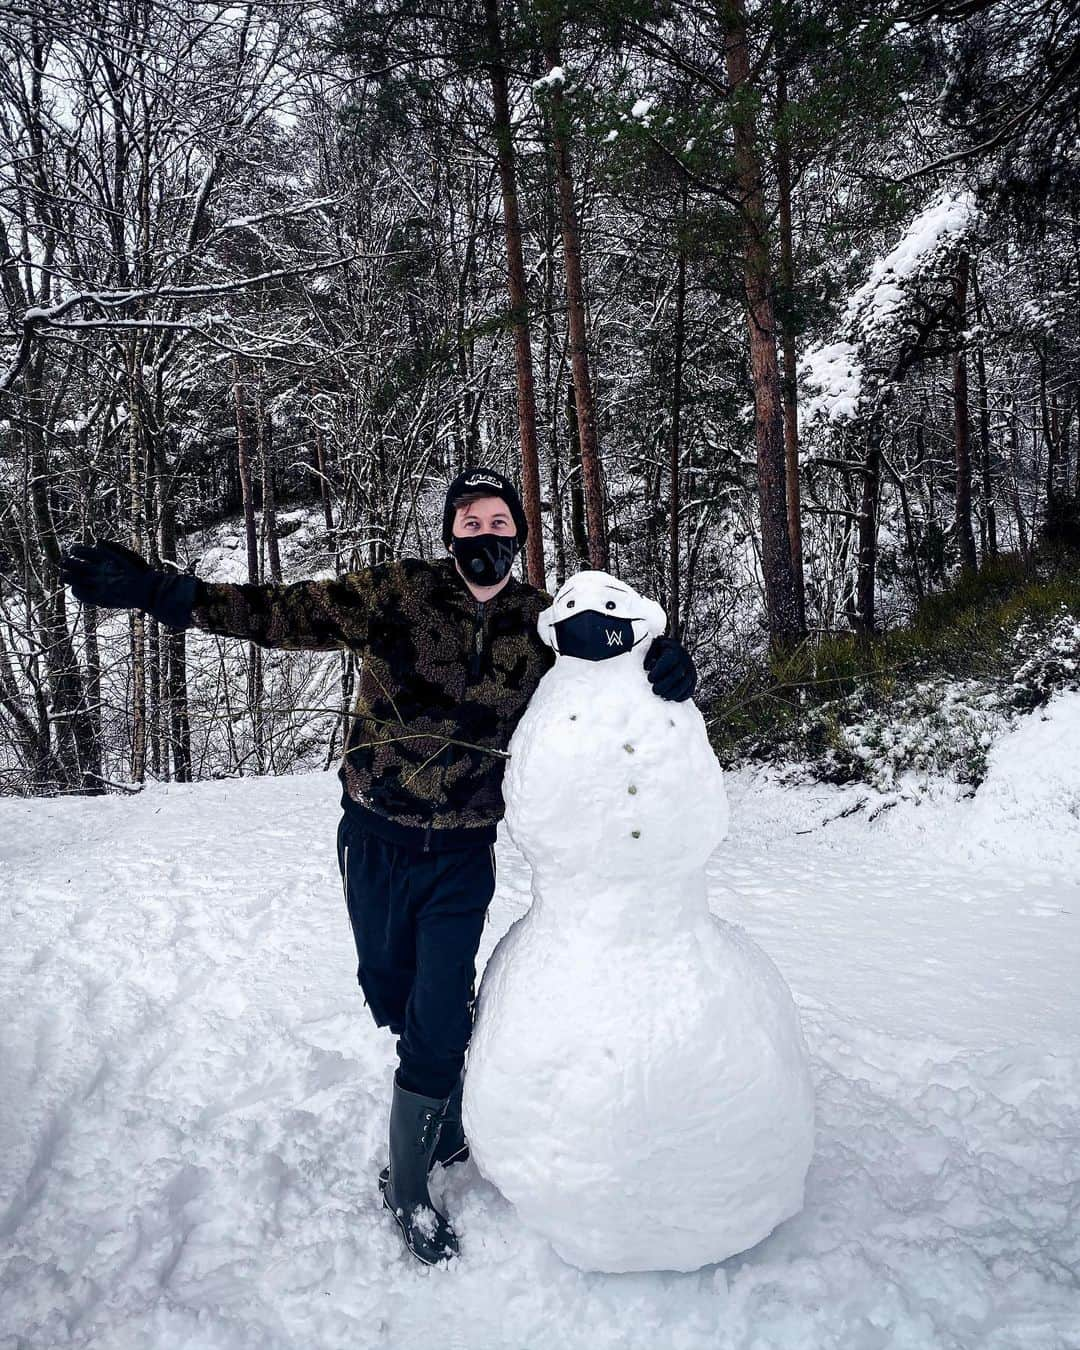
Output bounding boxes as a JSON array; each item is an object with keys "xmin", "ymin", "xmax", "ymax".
[
  {"xmin": 451, "ymin": 533, "xmax": 518, "ymax": 586},
  {"xmin": 554, "ymin": 609, "xmax": 642, "ymax": 661}
]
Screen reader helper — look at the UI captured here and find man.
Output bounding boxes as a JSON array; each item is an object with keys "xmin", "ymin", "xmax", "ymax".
[{"xmin": 60, "ymin": 467, "xmax": 695, "ymax": 1265}]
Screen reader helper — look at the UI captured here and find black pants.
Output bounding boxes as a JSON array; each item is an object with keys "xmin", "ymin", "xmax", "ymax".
[{"xmin": 336, "ymin": 813, "xmax": 497, "ymax": 1100}]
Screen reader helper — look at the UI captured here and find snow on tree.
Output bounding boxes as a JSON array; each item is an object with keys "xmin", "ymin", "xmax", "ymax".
[
  {"xmin": 797, "ymin": 191, "xmax": 981, "ymax": 635},
  {"xmin": 801, "ymin": 191, "xmax": 980, "ymax": 430}
]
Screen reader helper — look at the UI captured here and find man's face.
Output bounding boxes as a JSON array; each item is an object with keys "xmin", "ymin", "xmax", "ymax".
[{"xmin": 451, "ymin": 495, "xmax": 516, "ymax": 540}]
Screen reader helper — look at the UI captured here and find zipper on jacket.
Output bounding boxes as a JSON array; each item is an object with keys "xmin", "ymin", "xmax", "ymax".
[{"xmin": 470, "ymin": 600, "xmax": 486, "ymax": 680}]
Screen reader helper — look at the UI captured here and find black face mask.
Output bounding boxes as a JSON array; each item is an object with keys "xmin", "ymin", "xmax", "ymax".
[
  {"xmin": 554, "ymin": 610, "xmax": 643, "ymax": 661},
  {"xmin": 452, "ymin": 533, "xmax": 519, "ymax": 587}
]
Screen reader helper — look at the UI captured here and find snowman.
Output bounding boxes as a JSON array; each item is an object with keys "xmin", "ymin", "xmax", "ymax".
[{"xmin": 463, "ymin": 571, "xmax": 815, "ymax": 1273}]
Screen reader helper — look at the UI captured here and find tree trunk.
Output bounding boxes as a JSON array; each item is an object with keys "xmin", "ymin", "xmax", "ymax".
[
  {"xmin": 953, "ymin": 249, "xmax": 978, "ymax": 572},
  {"xmin": 1075, "ymin": 386, "xmax": 1080, "ymax": 499},
  {"xmin": 541, "ymin": 121, "xmax": 566, "ymax": 588},
  {"xmin": 915, "ymin": 411, "xmax": 936, "ymax": 553},
  {"xmin": 148, "ymin": 615, "xmax": 162, "ymax": 777},
  {"xmin": 233, "ymin": 363, "xmax": 259, "ymax": 586},
  {"xmin": 1008, "ymin": 397, "xmax": 1030, "ymax": 561},
  {"xmin": 168, "ymin": 632, "xmax": 192, "ymax": 782},
  {"xmin": 313, "ymin": 416, "xmax": 335, "ymax": 535},
  {"xmin": 566, "ymin": 380, "xmax": 590, "ymax": 565},
  {"xmin": 970, "ymin": 263, "xmax": 997, "ymax": 557},
  {"xmin": 154, "ymin": 430, "xmax": 191, "ymax": 782},
  {"xmin": 127, "ymin": 363, "xmax": 147, "ymax": 783},
  {"xmin": 145, "ymin": 462, "xmax": 162, "ymax": 778},
  {"xmin": 849, "ymin": 420, "xmax": 882, "ymax": 640},
  {"xmin": 82, "ymin": 575, "xmax": 103, "ymax": 785},
  {"xmin": 76, "ymin": 419, "xmax": 105, "ymax": 788},
  {"xmin": 1038, "ymin": 355, "xmax": 1055, "ymax": 515},
  {"xmin": 17, "ymin": 353, "xmax": 95, "ymax": 791},
  {"xmin": 723, "ymin": 0, "xmax": 802, "ymax": 651},
  {"xmin": 484, "ymin": 0, "xmax": 545, "ymax": 588},
  {"xmin": 669, "ymin": 187, "xmax": 687, "ymax": 638},
  {"xmin": 885, "ymin": 451, "xmax": 924, "ymax": 607},
  {"xmin": 233, "ymin": 359, "xmax": 264, "ymax": 771},
  {"xmin": 260, "ymin": 402, "xmax": 283, "ymax": 583},
  {"xmin": 1039, "ymin": 360, "xmax": 1070, "ymax": 517},
  {"xmin": 541, "ymin": 25, "xmax": 607, "ymax": 570},
  {"xmin": 775, "ymin": 59, "xmax": 806, "ymax": 633},
  {"xmin": 1060, "ymin": 399, "xmax": 1074, "ymax": 502}
]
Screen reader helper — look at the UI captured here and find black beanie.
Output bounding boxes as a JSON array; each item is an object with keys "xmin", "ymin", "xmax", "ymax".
[{"xmin": 442, "ymin": 467, "xmax": 528, "ymax": 548}]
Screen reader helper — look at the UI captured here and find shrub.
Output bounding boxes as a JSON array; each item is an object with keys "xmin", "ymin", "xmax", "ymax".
[
  {"xmin": 1010, "ymin": 607, "xmax": 1080, "ymax": 710},
  {"xmin": 705, "ymin": 551, "xmax": 1080, "ymax": 792}
]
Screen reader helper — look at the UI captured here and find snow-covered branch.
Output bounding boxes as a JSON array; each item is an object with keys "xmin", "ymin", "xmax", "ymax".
[
  {"xmin": 801, "ymin": 191, "xmax": 979, "ymax": 431},
  {"xmin": 0, "ymin": 254, "xmax": 376, "ymax": 391}
]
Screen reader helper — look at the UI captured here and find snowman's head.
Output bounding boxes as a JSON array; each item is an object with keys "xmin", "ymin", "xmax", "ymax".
[{"xmin": 537, "ymin": 571, "xmax": 667, "ymax": 663}]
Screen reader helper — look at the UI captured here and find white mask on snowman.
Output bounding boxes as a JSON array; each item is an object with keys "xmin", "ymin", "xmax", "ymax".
[{"xmin": 538, "ymin": 572, "xmax": 667, "ymax": 662}]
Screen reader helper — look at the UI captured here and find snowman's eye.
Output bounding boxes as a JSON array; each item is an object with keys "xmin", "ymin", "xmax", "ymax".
[
  {"xmin": 566, "ymin": 600, "xmax": 575, "ymax": 609},
  {"xmin": 605, "ymin": 601, "xmax": 616, "ymax": 610}
]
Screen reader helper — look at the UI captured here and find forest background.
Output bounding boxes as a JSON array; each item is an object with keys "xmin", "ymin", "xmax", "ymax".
[{"xmin": 1, "ymin": 0, "xmax": 1078, "ymax": 798}]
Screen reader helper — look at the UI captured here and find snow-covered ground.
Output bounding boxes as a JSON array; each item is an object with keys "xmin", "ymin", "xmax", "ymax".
[{"xmin": 2, "ymin": 696, "xmax": 1080, "ymax": 1349}]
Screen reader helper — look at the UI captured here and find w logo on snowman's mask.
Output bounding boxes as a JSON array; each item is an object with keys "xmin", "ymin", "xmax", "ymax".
[{"xmin": 554, "ymin": 610, "xmax": 643, "ymax": 661}]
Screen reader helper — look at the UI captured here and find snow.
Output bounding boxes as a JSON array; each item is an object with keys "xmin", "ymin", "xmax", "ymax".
[
  {"xmin": 801, "ymin": 192, "xmax": 978, "ymax": 425},
  {"xmin": 2, "ymin": 695, "xmax": 1080, "ymax": 1345},
  {"xmin": 801, "ymin": 340, "xmax": 863, "ymax": 424},
  {"xmin": 531, "ymin": 67, "xmax": 566, "ymax": 93},
  {"xmin": 467, "ymin": 574, "xmax": 813, "ymax": 1272},
  {"xmin": 56, "ymin": 414, "xmax": 91, "ymax": 435},
  {"xmin": 630, "ymin": 98, "xmax": 654, "ymax": 120},
  {"xmin": 846, "ymin": 192, "xmax": 977, "ymax": 331},
  {"xmin": 961, "ymin": 690, "xmax": 1080, "ymax": 872}
]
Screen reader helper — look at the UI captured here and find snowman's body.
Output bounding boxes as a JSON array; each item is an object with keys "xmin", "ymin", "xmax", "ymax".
[{"xmin": 463, "ymin": 573, "xmax": 814, "ymax": 1274}]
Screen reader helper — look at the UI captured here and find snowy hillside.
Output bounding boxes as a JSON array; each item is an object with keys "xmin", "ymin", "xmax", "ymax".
[{"xmin": 3, "ymin": 695, "xmax": 1080, "ymax": 1349}]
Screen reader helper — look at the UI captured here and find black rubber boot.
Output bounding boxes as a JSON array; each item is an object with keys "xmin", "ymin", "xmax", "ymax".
[
  {"xmin": 379, "ymin": 1072, "xmax": 468, "ymax": 1188},
  {"xmin": 379, "ymin": 1076, "xmax": 460, "ymax": 1265},
  {"xmin": 431, "ymin": 1074, "xmax": 469, "ymax": 1168}
]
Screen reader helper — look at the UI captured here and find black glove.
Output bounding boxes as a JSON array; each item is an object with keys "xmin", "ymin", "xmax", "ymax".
[
  {"xmin": 61, "ymin": 540, "xmax": 197, "ymax": 631},
  {"xmin": 644, "ymin": 636, "xmax": 697, "ymax": 702}
]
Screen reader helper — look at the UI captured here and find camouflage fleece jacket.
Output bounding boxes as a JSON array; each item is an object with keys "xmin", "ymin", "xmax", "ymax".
[{"xmin": 190, "ymin": 557, "xmax": 554, "ymax": 850}]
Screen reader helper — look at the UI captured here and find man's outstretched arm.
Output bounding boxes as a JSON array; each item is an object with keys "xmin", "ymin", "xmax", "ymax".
[
  {"xmin": 191, "ymin": 572, "xmax": 378, "ymax": 650},
  {"xmin": 61, "ymin": 540, "xmax": 380, "ymax": 652}
]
